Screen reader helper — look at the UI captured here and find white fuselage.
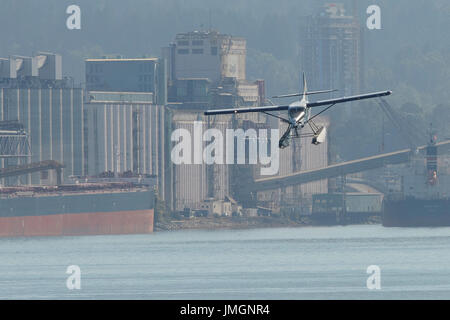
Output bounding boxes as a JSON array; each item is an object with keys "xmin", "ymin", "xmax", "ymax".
[{"xmin": 287, "ymin": 96, "xmax": 308, "ymax": 126}]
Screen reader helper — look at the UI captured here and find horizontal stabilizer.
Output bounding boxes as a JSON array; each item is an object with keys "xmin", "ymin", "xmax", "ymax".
[
  {"xmin": 204, "ymin": 105, "xmax": 289, "ymax": 116},
  {"xmin": 272, "ymin": 89, "xmax": 338, "ymax": 99}
]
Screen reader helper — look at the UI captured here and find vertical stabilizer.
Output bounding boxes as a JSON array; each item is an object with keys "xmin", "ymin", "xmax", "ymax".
[{"xmin": 302, "ymin": 72, "xmax": 308, "ymax": 100}]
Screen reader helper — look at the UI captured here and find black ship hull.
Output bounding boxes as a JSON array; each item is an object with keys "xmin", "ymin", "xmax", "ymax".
[{"xmin": 383, "ymin": 198, "xmax": 450, "ymax": 227}]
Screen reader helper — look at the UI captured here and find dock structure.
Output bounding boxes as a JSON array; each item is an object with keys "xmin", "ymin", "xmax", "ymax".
[
  {"xmin": 0, "ymin": 120, "xmax": 31, "ymax": 159},
  {"xmin": 252, "ymin": 140, "xmax": 450, "ymax": 192},
  {"xmin": 0, "ymin": 160, "xmax": 64, "ymax": 185}
]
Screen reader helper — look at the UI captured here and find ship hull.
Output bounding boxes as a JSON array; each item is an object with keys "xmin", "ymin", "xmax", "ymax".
[
  {"xmin": 0, "ymin": 190, "xmax": 154, "ymax": 237},
  {"xmin": 383, "ymin": 198, "xmax": 450, "ymax": 227},
  {"xmin": 0, "ymin": 210, "xmax": 153, "ymax": 237}
]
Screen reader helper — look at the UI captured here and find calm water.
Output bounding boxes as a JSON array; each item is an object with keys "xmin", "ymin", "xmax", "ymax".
[{"xmin": 1, "ymin": 225, "xmax": 450, "ymax": 299}]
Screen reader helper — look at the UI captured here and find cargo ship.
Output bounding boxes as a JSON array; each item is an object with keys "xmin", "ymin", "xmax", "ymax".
[
  {"xmin": 0, "ymin": 182, "xmax": 154, "ymax": 237},
  {"xmin": 382, "ymin": 132, "xmax": 450, "ymax": 227}
]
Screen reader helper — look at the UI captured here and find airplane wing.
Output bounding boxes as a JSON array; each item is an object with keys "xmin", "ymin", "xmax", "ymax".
[
  {"xmin": 204, "ymin": 105, "xmax": 289, "ymax": 116},
  {"xmin": 273, "ymin": 89, "xmax": 338, "ymax": 99},
  {"xmin": 307, "ymin": 90, "xmax": 392, "ymax": 108}
]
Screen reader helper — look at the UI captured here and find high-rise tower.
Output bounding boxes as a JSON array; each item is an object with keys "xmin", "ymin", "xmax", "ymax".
[{"xmin": 301, "ymin": 3, "xmax": 364, "ymax": 97}]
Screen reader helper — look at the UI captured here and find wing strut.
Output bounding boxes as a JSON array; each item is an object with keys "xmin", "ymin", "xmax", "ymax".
[
  {"xmin": 308, "ymin": 103, "xmax": 336, "ymax": 123},
  {"xmin": 261, "ymin": 111, "xmax": 290, "ymax": 123}
]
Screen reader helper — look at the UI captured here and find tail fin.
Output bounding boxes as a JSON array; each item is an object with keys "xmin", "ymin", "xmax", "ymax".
[
  {"xmin": 302, "ymin": 72, "xmax": 308, "ymax": 100},
  {"xmin": 271, "ymin": 72, "xmax": 336, "ymax": 99}
]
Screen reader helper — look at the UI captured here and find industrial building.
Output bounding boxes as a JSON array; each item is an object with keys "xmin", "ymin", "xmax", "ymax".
[
  {"xmin": 169, "ymin": 78, "xmax": 212, "ymax": 106},
  {"xmin": 301, "ymin": 3, "xmax": 364, "ymax": 97},
  {"xmin": 0, "ymin": 87, "xmax": 84, "ymax": 185},
  {"xmin": 0, "ymin": 39, "xmax": 332, "ymax": 216},
  {"xmin": 0, "ymin": 52, "xmax": 84, "ymax": 185},
  {"xmin": 164, "ymin": 30, "xmax": 246, "ymax": 84},
  {"xmin": 0, "ymin": 52, "xmax": 65, "ymax": 88},
  {"xmin": 162, "ymin": 31, "xmax": 261, "ymax": 212},
  {"xmin": 1, "ymin": 53, "xmax": 168, "ymax": 187},
  {"xmin": 85, "ymin": 56, "xmax": 168, "ymax": 105},
  {"xmin": 167, "ymin": 110, "xmax": 232, "ymax": 211},
  {"xmin": 83, "ymin": 56, "xmax": 168, "ymax": 201},
  {"xmin": 84, "ymin": 92, "xmax": 167, "ymax": 200},
  {"xmin": 162, "ymin": 30, "xmax": 332, "ymax": 214},
  {"xmin": 86, "ymin": 57, "xmax": 156, "ymax": 93},
  {"xmin": 163, "ymin": 30, "xmax": 259, "ymax": 107},
  {"xmin": 256, "ymin": 117, "xmax": 329, "ymax": 212}
]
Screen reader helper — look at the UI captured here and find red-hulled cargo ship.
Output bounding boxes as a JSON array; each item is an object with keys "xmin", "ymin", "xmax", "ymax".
[{"xmin": 0, "ymin": 183, "xmax": 154, "ymax": 237}]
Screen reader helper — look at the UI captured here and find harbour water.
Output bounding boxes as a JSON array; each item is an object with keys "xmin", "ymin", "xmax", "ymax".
[{"xmin": 1, "ymin": 225, "xmax": 450, "ymax": 299}]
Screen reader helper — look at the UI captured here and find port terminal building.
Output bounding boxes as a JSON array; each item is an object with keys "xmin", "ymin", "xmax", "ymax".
[
  {"xmin": 84, "ymin": 56, "xmax": 168, "ymax": 200},
  {"xmin": 0, "ymin": 29, "xmax": 331, "ymax": 216},
  {"xmin": 0, "ymin": 52, "xmax": 84, "ymax": 185},
  {"xmin": 162, "ymin": 30, "xmax": 329, "ymax": 213}
]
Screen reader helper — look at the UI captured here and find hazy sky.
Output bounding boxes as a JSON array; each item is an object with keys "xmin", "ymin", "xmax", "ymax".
[{"xmin": 1, "ymin": 0, "xmax": 449, "ymax": 160}]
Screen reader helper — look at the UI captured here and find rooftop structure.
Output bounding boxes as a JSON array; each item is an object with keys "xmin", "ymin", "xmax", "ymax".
[
  {"xmin": 0, "ymin": 52, "xmax": 67, "ymax": 88},
  {"xmin": 164, "ymin": 30, "xmax": 246, "ymax": 84},
  {"xmin": 85, "ymin": 57, "xmax": 157, "ymax": 93}
]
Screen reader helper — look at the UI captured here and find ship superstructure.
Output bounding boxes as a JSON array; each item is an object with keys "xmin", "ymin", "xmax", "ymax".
[{"xmin": 383, "ymin": 129, "xmax": 450, "ymax": 227}]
